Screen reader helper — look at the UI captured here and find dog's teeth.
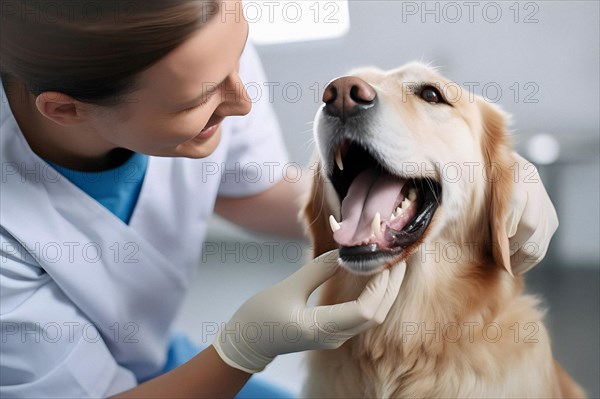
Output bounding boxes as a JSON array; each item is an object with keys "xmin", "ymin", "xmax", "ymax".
[
  {"xmin": 335, "ymin": 148, "xmax": 344, "ymax": 171},
  {"xmin": 402, "ymin": 198, "xmax": 412, "ymax": 209},
  {"xmin": 371, "ymin": 212, "xmax": 382, "ymax": 239},
  {"xmin": 390, "ymin": 207, "xmax": 402, "ymax": 221},
  {"xmin": 408, "ymin": 189, "xmax": 417, "ymax": 202},
  {"xmin": 329, "ymin": 215, "xmax": 341, "ymax": 233}
]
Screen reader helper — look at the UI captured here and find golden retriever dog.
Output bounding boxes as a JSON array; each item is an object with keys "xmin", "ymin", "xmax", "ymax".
[{"xmin": 301, "ymin": 62, "xmax": 585, "ymax": 398}]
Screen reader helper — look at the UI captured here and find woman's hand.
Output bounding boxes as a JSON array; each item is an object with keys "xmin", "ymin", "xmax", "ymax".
[{"xmin": 212, "ymin": 250, "xmax": 406, "ymax": 373}]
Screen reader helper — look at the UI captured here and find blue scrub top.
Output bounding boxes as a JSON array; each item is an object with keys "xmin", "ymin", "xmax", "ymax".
[{"xmin": 48, "ymin": 152, "xmax": 148, "ymax": 224}]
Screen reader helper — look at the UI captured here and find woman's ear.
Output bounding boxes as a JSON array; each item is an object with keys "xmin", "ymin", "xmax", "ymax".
[
  {"xmin": 301, "ymin": 158, "xmax": 340, "ymax": 258},
  {"xmin": 478, "ymin": 98, "xmax": 514, "ymax": 277},
  {"xmin": 35, "ymin": 92, "xmax": 88, "ymax": 126}
]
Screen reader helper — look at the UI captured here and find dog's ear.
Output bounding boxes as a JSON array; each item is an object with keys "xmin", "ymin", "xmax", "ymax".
[
  {"xmin": 301, "ymin": 159, "xmax": 340, "ymax": 258},
  {"xmin": 478, "ymin": 99, "xmax": 514, "ymax": 277}
]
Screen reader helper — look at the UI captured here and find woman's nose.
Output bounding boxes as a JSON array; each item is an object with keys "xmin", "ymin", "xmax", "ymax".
[{"xmin": 215, "ymin": 72, "xmax": 252, "ymax": 117}]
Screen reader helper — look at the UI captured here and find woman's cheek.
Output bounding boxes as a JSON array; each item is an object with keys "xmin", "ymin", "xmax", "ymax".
[
  {"xmin": 180, "ymin": 108, "xmax": 213, "ymax": 132},
  {"xmin": 159, "ymin": 116, "xmax": 204, "ymax": 143}
]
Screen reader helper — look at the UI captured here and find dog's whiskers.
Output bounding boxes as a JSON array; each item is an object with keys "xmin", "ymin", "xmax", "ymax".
[{"xmin": 424, "ymin": 178, "xmax": 441, "ymax": 205}]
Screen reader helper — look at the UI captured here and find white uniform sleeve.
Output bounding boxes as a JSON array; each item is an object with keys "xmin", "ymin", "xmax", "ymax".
[
  {"xmin": 0, "ymin": 229, "xmax": 137, "ymax": 398},
  {"xmin": 217, "ymin": 43, "xmax": 290, "ymax": 198}
]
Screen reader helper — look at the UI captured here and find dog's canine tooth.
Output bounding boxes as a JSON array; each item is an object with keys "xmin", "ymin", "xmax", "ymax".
[
  {"xmin": 335, "ymin": 148, "xmax": 344, "ymax": 171},
  {"xmin": 408, "ymin": 188, "xmax": 417, "ymax": 202},
  {"xmin": 329, "ymin": 215, "xmax": 341, "ymax": 233},
  {"xmin": 372, "ymin": 212, "xmax": 382, "ymax": 239}
]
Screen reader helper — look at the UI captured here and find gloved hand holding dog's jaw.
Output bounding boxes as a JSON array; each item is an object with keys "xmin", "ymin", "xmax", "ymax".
[
  {"xmin": 213, "ymin": 250, "xmax": 407, "ymax": 374},
  {"xmin": 213, "ymin": 153, "xmax": 557, "ymax": 373}
]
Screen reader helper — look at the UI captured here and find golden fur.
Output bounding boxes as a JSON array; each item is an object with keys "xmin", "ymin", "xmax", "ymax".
[{"xmin": 301, "ymin": 63, "xmax": 585, "ymax": 398}]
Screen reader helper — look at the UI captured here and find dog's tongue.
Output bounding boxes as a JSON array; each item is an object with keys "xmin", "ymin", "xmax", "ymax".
[{"xmin": 333, "ymin": 168, "xmax": 407, "ymax": 247}]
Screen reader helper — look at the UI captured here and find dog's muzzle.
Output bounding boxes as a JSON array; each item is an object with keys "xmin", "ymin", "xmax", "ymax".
[{"xmin": 317, "ymin": 77, "xmax": 441, "ymax": 275}]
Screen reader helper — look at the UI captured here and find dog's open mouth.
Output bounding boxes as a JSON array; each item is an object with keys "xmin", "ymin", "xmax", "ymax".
[{"xmin": 328, "ymin": 141, "xmax": 441, "ymax": 274}]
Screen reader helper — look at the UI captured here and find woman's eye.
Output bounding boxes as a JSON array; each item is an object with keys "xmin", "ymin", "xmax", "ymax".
[
  {"xmin": 181, "ymin": 96, "xmax": 212, "ymax": 113},
  {"xmin": 420, "ymin": 86, "xmax": 443, "ymax": 104}
]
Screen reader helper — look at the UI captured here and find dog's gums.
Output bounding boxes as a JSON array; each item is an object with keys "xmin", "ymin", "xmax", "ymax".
[{"xmin": 327, "ymin": 142, "xmax": 441, "ymax": 274}]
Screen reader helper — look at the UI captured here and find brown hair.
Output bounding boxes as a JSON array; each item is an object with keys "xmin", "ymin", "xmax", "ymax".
[{"xmin": 1, "ymin": 0, "xmax": 220, "ymax": 105}]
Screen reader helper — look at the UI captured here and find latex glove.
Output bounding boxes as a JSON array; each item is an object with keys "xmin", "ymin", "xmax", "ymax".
[
  {"xmin": 213, "ymin": 250, "xmax": 406, "ymax": 373},
  {"xmin": 506, "ymin": 152, "xmax": 559, "ymax": 274}
]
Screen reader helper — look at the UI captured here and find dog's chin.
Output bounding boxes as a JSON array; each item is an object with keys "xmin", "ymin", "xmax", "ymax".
[
  {"xmin": 340, "ymin": 257, "xmax": 388, "ymax": 275},
  {"xmin": 337, "ymin": 228, "xmax": 435, "ymax": 275},
  {"xmin": 338, "ymin": 248, "xmax": 406, "ymax": 275}
]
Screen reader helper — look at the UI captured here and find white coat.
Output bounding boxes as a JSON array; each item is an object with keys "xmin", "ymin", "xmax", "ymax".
[{"xmin": 0, "ymin": 44, "xmax": 289, "ymax": 398}]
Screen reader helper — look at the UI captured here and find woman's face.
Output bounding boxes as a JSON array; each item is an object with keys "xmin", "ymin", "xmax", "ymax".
[{"xmin": 90, "ymin": 2, "xmax": 251, "ymax": 159}]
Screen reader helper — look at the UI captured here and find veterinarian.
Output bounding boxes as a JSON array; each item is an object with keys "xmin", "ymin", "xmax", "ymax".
[{"xmin": 0, "ymin": 1, "xmax": 558, "ymax": 398}]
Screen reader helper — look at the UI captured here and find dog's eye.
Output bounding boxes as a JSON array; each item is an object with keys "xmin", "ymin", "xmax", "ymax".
[{"xmin": 420, "ymin": 86, "xmax": 444, "ymax": 104}]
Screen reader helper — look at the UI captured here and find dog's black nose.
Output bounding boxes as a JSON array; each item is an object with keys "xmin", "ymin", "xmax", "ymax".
[{"xmin": 323, "ymin": 76, "xmax": 377, "ymax": 122}]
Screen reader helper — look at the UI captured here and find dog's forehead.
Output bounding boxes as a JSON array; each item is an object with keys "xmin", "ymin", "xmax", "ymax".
[
  {"xmin": 350, "ymin": 62, "xmax": 449, "ymax": 86},
  {"xmin": 391, "ymin": 62, "xmax": 446, "ymax": 82}
]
